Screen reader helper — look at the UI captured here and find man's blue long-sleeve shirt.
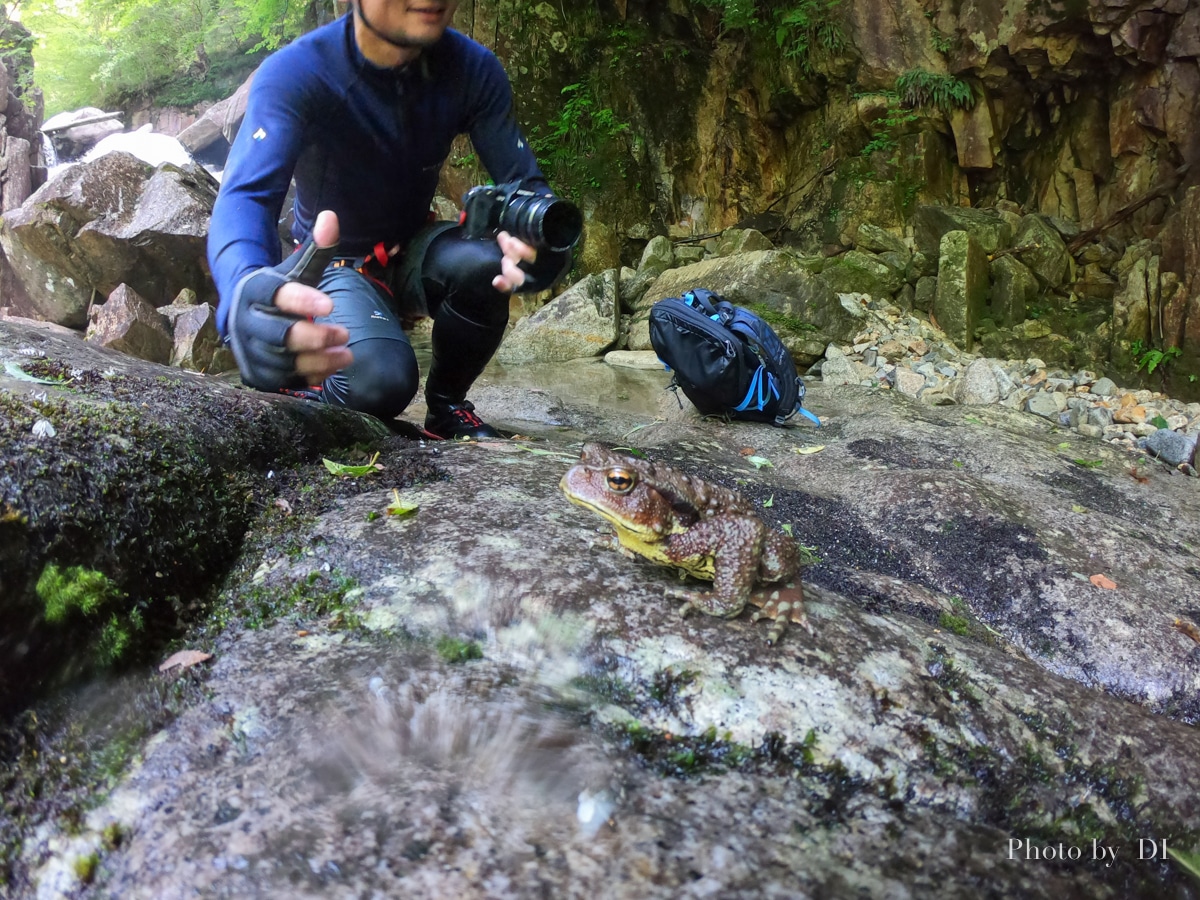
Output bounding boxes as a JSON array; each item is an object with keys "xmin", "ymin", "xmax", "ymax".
[{"xmin": 207, "ymin": 14, "xmax": 551, "ymax": 336}]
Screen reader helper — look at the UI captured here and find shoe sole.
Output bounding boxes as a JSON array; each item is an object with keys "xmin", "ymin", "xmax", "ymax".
[{"xmin": 418, "ymin": 426, "xmax": 501, "ymax": 441}]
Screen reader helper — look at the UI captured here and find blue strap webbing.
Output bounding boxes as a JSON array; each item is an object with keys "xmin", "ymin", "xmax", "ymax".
[{"xmin": 735, "ymin": 365, "xmax": 768, "ymax": 412}]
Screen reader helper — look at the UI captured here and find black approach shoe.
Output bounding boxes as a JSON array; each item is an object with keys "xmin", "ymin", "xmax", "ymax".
[{"xmin": 422, "ymin": 401, "xmax": 499, "ymax": 440}]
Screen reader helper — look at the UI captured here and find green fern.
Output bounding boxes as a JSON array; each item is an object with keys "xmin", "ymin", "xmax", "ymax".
[{"xmin": 896, "ymin": 70, "xmax": 975, "ymax": 114}]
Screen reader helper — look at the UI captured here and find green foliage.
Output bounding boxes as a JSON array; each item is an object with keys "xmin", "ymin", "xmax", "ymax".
[
  {"xmin": 1169, "ymin": 847, "xmax": 1200, "ymax": 883},
  {"xmin": 694, "ymin": 0, "xmax": 846, "ymax": 72},
  {"xmin": 530, "ymin": 79, "xmax": 631, "ymax": 194},
  {"xmin": 0, "ymin": 20, "xmax": 37, "ymax": 95},
  {"xmin": 695, "ymin": 0, "xmax": 760, "ymax": 31},
  {"xmin": 775, "ymin": 0, "xmax": 846, "ymax": 72},
  {"xmin": 35, "ymin": 564, "xmax": 145, "ymax": 665},
  {"xmin": 36, "ymin": 564, "xmax": 119, "ymax": 624},
  {"xmin": 859, "ymin": 92, "xmax": 919, "ymax": 158},
  {"xmin": 896, "ymin": 69, "xmax": 975, "ymax": 113},
  {"xmin": 435, "ymin": 635, "xmax": 484, "ymax": 664},
  {"xmin": 229, "ymin": 0, "xmax": 313, "ymax": 52},
  {"xmin": 1130, "ymin": 340, "xmax": 1181, "ymax": 375},
  {"xmin": 23, "ymin": 0, "xmax": 300, "ymax": 113}
]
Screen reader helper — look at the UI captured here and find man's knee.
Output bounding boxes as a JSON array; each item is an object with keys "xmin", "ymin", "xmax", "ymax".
[{"xmin": 324, "ymin": 338, "xmax": 418, "ymax": 419}]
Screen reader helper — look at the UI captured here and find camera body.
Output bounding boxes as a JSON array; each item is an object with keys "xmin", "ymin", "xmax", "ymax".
[{"xmin": 461, "ymin": 180, "xmax": 582, "ymax": 253}]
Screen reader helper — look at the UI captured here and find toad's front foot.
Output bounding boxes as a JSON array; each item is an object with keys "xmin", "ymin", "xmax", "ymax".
[{"xmin": 670, "ymin": 587, "xmax": 746, "ymax": 621}]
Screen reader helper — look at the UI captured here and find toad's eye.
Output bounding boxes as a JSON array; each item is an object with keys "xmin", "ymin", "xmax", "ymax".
[{"xmin": 605, "ymin": 468, "xmax": 637, "ymax": 494}]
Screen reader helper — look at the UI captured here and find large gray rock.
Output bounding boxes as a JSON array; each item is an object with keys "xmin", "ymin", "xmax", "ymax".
[
  {"xmin": 955, "ymin": 357, "xmax": 1001, "ymax": 404},
  {"xmin": 637, "ymin": 234, "xmax": 674, "ymax": 273},
  {"xmin": 9, "ymin": 319, "xmax": 1200, "ymax": 897},
  {"xmin": 913, "ymin": 205, "xmax": 1013, "ymax": 259},
  {"xmin": 1111, "ymin": 255, "xmax": 1153, "ymax": 348},
  {"xmin": 85, "ymin": 283, "xmax": 173, "ymax": 363},
  {"xmin": 817, "ymin": 249, "xmax": 905, "ymax": 298},
  {"xmin": 854, "ymin": 221, "xmax": 908, "ymax": 256},
  {"xmin": 167, "ymin": 302, "xmax": 235, "ymax": 373},
  {"xmin": 497, "ymin": 268, "xmax": 619, "ymax": 363},
  {"xmin": 175, "ymin": 72, "xmax": 254, "ymax": 154},
  {"xmin": 715, "ymin": 227, "xmax": 773, "ymax": 257},
  {"xmin": 0, "ymin": 151, "xmax": 219, "ymax": 327},
  {"xmin": 934, "ymin": 231, "xmax": 988, "ymax": 351},
  {"xmin": 645, "ymin": 250, "xmax": 861, "ymax": 345},
  {"xmin": 1013, "ymin": 214, "xmax": 1071, "ymax": 288},
  {"xmin": 988, "ymin": 254, "xmax": 1040, "ymax": 326},
  {"xmin": 41, "ymin": 107, "xmax": 124, "ymax": 159}
]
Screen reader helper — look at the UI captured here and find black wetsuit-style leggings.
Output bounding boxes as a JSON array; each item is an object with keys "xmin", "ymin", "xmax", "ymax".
[{"xmin": 312, "ymin": 225, "xmax": 512, "ymax": 420}]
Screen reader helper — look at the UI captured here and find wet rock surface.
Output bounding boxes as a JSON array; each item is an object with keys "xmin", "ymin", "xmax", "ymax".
[{"xmin": 4, "ymin": 332, "xmax": 1200, "ymax": 897}]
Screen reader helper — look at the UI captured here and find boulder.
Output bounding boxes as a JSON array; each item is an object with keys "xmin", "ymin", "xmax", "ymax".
[
  {"xmin": 1012, "ymin": 215, "xmax": 1071, "ymax": 289},
  {"xmin": 715, "ymin": 227, "xmax": 773, "ymax": 256},
  {"xmin": 955, "ymin": 358, "xmax": 1001, "ymax": 405},
  {"xmin": 934, "ymin": 231, "xmax": 988, "ymax": 351},
  {"xmin": 645, "ymin": 250, "xmax": 861, "ymax": 346},
  {"xmin": 41, "ymin": 107, "xmax": 124, "ymax": 160},
  {"xmin": 854, "ymin": 222, "xmax": 908, "ymax": 256},
  {"xmin": 988, "ymin": 255, "xmax": 1039, "ymax": 327},
  {"xmin": 817, "ymin": 249, "xmax": 905, "ymax": 299},
  {"xmin": 497, "ymin": 268, "xmax": 619, "ymax": 363},
  {"xmin": 0, "ymin": 151, "xmax": 219, "ymax": 327},
  {"xmin": 913, "ymin": 205, "xmax": 1013, "ymax": 259},
  {"xmin": 175, "ymin": 71, "xmax": 254, "ymax": 156},
  {"xmin": 84, "ymin": 283, "xmax": 173, "ymax": 363},
  {"xmin": 167, "ymin": 302, "xmax": 235, "ymax": 373}
]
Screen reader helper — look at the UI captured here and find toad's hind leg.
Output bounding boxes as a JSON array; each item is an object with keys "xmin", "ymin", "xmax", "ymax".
[
  {"xmin": 665, "ymin": 517, "xmax": 764, "ymax": 619},
  {"xmin": 748, "ymin": 581, "xmax": 810, "ymax": 644}
]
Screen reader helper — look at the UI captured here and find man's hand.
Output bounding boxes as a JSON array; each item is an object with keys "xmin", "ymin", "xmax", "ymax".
[
  {"xmin": 227, "ymin": 210, "xmax": 352, "ymax": 391},
  {"xmin": 493, "ymin": 230, "xmax": 537, "ymax": 293}
]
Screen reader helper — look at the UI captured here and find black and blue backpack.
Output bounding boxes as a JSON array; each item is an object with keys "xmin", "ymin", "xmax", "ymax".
[{"xmin": 649, "ymin": 288, "xmax": 820, "ymax": 427}]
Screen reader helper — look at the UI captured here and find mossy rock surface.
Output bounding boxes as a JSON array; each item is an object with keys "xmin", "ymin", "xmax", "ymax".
[{"xmin": 0, "ymin": 320, "xmax": 389, "ymax": 705}]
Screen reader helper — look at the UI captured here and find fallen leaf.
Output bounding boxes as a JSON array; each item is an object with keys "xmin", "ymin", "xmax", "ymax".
[
  {"xmin": 745, "ymin": 455, "xmax": 773, "ymax": 469},
  {"xmin": 158, "ymin": 650, "xmax": 212, "ymax": 673},
  {"xmin": 387, "ymin": 489, "xmax": 419, "ymax": 517},
  {"xmin": 1173, "ymin": 619, "xmax": 1200, "ymax": 646},
  {"xmin": 296, "ymin": 630, "xmax": 310, "ymax": 637},
  {"xmin": 274, "ymin": 498, "xmax": 293, "ymax": 515},
  {"xmin": 323, "ymin": 452, "xmax": 382, "ymax": 477},
  {"xmin": 792, "ymin": 445, "xmax": 826, "ymax": 455},
  {"xmin": 781, "ymin": 524, "xmax": 794, "ymax": 537},
  {"xmin": 739, "ymin": 447, "xmax": 756, "ymax": 456},
  {"xmin": 1089, "ymin": 574, "xmax": 1117, "ymax": 590},
  {"xmin": 762, "ymin": 494, "xmax": 774, "ymax": 508}
]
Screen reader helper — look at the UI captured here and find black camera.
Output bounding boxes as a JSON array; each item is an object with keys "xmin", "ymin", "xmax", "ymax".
[{"xmin": 460, "ymin": 180, "xmax": 583, "ymax": 253}]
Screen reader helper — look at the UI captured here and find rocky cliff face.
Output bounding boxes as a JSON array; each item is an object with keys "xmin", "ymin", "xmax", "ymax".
[
  {"xmin": 449, "ymin": 0, "xmax": 1200, "ymax": 396},
  {"xmin": 0, "ymin": 9, "xmax": 44, "ymax": 313}
]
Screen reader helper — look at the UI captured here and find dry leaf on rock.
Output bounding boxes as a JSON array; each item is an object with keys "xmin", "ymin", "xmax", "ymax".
[
  {"xmin": 1089, "ymin": 574, "xmax": 1117, "ymax": 590},
  {"xmin": 158, "ymin": 650, "xmax": 213, "ymax": 673},
  {"xmin": 1173, "ymin": 619, "xmax": 1200, "ymax": 646}
]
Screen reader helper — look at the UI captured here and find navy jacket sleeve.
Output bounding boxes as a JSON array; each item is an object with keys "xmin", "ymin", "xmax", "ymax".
[
  {"xmin": 465, "ymin": 51, "xmax": 550, "ymax": 195},
  {"xmin": 207, "ymin": 52, "xmax": 313, "ymax": 337}
]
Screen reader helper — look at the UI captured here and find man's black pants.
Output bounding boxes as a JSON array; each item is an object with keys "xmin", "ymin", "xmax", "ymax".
[{"xmin": 312, "ymin": 224, "xmax": 512, "ymax": 420}]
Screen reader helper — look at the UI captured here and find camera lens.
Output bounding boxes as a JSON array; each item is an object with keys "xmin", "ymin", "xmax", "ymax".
[
  {"xmin": 502, "ymin": 194, "xmax": 583, "ymax": 252},
  {"xmin": 538, "ymin": 199, "xmax": 583, "ymax": 252}
]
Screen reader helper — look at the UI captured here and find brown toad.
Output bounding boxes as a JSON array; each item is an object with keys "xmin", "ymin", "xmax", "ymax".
[{"xmin": 560, "ymin": 442, "xmax": 810, "ymax": 643}]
